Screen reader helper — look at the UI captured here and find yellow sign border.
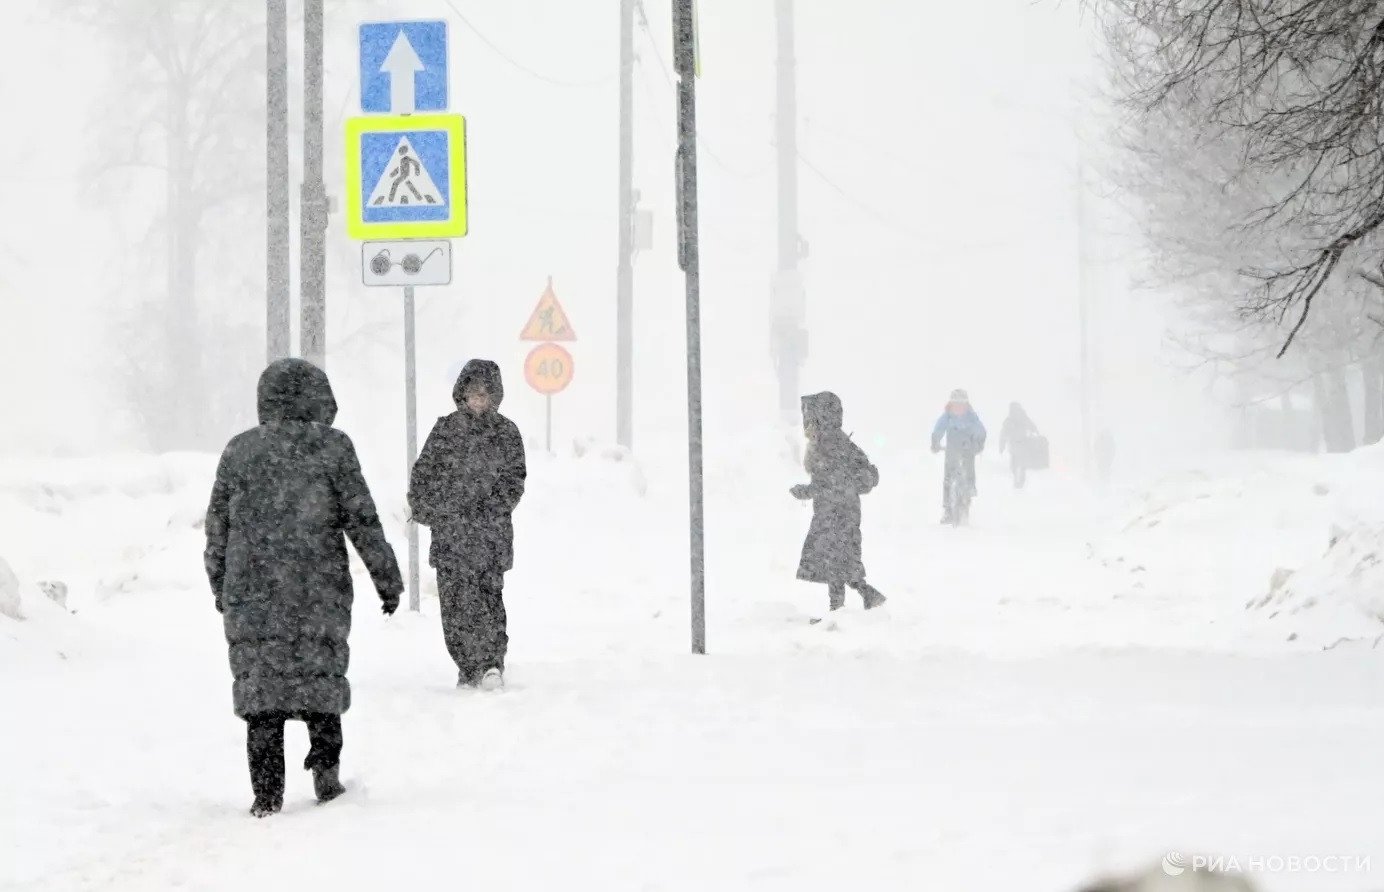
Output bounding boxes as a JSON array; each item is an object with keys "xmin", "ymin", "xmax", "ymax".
[{"xmin": 345, "ymin": 114, "xmax": 468, "ymax": 240}]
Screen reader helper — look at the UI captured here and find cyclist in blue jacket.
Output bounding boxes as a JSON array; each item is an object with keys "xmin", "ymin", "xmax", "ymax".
[{"xmin": 930, "ymin": 389, "xmax": 987, "ymax": 523}]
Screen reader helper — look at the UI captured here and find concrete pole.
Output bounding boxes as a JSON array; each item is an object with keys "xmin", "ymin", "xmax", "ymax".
[
  {"xmin": 617, "ymin": 0, "xmax": 636, "ymax": 451},
  {"xmin": 266, "ymin": 0, "xmax": 291, "ymax": 363},
  {"xmin": 300, "ymin": 0, "xmax": 328, "ymax": 368}
]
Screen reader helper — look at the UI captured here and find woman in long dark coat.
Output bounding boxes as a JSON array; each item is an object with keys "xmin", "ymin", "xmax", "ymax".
[
  {"xmin": 204, "ymin": 359, "xmax": 404, "ymax": 818},
  {"xmin": 791, "ymin": 392, "xmax": 887, "ymax": 613}
]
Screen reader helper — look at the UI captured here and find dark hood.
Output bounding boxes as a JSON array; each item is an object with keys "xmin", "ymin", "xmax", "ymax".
[
  {"xmin": 453, "ymin": 359, "xmax": 505, "ymax": 410},
  {"xmin": 257, "ymin": 358, "xmax": 338, "ymax": 425},
  {"xmin": 802, "ymin": 392, "xmax": 844, "ymax": 432}
]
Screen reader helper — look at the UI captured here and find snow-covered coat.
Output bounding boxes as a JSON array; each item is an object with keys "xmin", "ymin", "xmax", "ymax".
[
  {"xmin": 205, "ymin": 359, "xmax": 403, "ymax": 718},
  {"xmin": 408, "ymin": 360, "xmax": 527, "ymax": 574},
  {"xmin": 795, "ymin": 393, "xmax": 879, "ymax": 585}
]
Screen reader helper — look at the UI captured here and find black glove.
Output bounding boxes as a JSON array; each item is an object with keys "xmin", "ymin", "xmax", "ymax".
[{"xmin": 381, "ymin": 592, "xmax": 401, "ymax": 616}]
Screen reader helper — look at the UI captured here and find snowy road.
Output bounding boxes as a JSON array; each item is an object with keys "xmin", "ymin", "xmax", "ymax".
[{"xmin": 3, "ymin": 450, "xmax": 1383, "ymax": 891}]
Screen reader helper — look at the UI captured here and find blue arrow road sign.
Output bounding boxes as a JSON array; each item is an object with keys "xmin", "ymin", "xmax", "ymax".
[{"xmin": 359, "ymin": 20, "xmax": 448, "ymax": 114}]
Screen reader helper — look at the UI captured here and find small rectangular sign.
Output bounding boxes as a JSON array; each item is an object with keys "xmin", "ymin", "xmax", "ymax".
[{"xmin": 362, "ymin": 240, "xmax": 452, "ymax": 287}]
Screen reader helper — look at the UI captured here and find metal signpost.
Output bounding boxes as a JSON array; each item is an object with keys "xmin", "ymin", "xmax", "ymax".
[
  {"xmin": 520, "ymin": 278, "xmax": 578, "ymax": 453},
  {"xmin": 673, "ymin": 0, "xmax": 706, "ymax": 655},
  {"xmin": 525, "ymin": 343, "xmax": 576, "ymax": 453},
  {"xmin": 350, "ymin": 19, "xmax": 467, "ymax": 613}
]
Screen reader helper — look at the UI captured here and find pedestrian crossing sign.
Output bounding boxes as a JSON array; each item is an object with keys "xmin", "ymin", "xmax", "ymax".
[{"xmin": 345, "ymin": 114, "xmax": 467, "ymax": 240}]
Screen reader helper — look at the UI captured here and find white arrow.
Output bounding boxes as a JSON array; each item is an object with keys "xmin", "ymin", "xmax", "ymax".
[{"xmin": 381, "ymin": 31, "xmax": 424, "ymax": 114}]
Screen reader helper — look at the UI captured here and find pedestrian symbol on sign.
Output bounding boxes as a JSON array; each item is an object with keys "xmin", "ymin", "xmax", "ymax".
[
  {"xmin": 344, "ymin": 114, "xmax": 466, "ymax": 239},
  {"xmin": 519, "ymin": 278, "xmax": 577, "ymax": 342},
  {"xmin": 368, "ymin": 138, "xmax": 442, "ymax": 207}
]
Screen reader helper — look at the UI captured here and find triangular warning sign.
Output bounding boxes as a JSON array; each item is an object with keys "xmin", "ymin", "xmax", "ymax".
[
  {"xmin": 368, "ymin": 136, "xmax": 444, "ymax": 208},
  {"xmin": 520, "ymin": 278, "xmax": 577, "ymax": 342}
]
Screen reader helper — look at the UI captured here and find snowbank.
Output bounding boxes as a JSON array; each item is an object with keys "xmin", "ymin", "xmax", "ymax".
[
  {"xmin": 0, "ymin": 454, "xmax": 217, "ymax": 627},
  {"xmin": 1092, "ymin": 447, "xmax": 1384, "ymax": 649}
]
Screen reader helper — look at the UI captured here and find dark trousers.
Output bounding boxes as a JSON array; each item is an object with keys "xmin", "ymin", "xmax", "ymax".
[
  {"xmin": 827, "ymin": 580, "xmax": 884, "ymax": 610},
  {"xmin": 438, "ymin": 566, "xmax": 508, "ymax": 682},
  {"xmin": 245, "ymin": 712, "xmax": 343, "ymax": 805},
  {"xmin": 943, "ymin": 452, "xmax": 977, "ymax": 510}
]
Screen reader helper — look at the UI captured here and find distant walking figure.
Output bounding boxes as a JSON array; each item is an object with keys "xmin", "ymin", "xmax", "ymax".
[
  {"xmin": 409, "ymin": 360, "xmax": 527, "ymax": 691},
  {"xmin": 999, "ymin": 402, "xmax": 1043, "ymax": 489},
  {"xmin": 204, "ymin": 359, "xmax": 403, "ymax": 818},
  {"xmin": 792, "ymin": 392, "xmax": 887, "ymax": 615}
]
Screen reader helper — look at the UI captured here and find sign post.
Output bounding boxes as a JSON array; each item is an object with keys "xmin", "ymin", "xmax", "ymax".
[
  {"xmin": 521, "ymin": 279, "xmax": 578, "ymax": 453},
  {"xmin": 350, "ymin": 19, "xmax": 465, "ymax": 613},
  {"xmin": 524, "ymin": 342, "xmax": 576, "ymax": 451},
  {"xmin": 403, "ymin": 284, "xmax": 419, "ymax": 610},
  {"xmin": 673, "ymin": 0, "xmax": 706, "ymax": 655}
]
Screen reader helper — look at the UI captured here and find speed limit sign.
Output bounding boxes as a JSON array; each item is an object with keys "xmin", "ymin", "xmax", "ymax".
[{"xmin": 524, "ymin": 343, "xmax": 575, "ymax": 396}]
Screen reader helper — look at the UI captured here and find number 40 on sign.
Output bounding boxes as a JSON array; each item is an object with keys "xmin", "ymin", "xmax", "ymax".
[{"xmin": 525, "ymin": 343, "xmax": 574, "ymax": 396}]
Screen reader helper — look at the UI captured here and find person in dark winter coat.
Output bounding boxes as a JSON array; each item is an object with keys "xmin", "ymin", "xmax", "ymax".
[
  {"xmin": 204, "ymin": 358, "xmax": 404, "ymax": 818},
  {"xmin": 998, "ymin": 402, "xmax": 1041, "ymax": 489},
  {"xmin": 408, "ymin": 360, "xmax": 527, "ymax": 690},
  {"xmin": 931, "ymin": 389, "xmax": 987, "ymax": 523},
  {"xmin": 791, "ymin": 392, "xmax": 887, "ymax": 613}
]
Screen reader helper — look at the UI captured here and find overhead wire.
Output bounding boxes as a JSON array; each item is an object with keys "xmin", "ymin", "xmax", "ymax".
[
  {"xmin": 795, "ymin": 150, "xmax": 1007, "ymax": 257},
  {"xmin": 633, "ymin": 0, "xmax": 772, "ymax": 180},
  {"xmin": 438, "ymin": 0, "xmax": 615, "ymax": 89}
]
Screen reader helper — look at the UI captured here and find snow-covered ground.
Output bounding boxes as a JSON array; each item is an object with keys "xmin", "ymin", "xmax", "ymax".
[{"xmin": 3, "ymin": 442, "xmax": 1383, "ymax": 891}]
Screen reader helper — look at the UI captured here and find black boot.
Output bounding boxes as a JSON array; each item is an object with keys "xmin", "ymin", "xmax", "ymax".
[
  {"xmin": 857, "ymin": 583, "xmax": 887, "ymax": 610},
  {"xmin": 250, "ymin": 796, "xmax": 282, "ymax": 818},
  {"xmin": 313, "ymin": 764, "xmax": 346, "ymax": 804}
]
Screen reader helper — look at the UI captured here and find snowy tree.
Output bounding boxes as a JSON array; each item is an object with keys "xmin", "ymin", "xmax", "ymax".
[
  {"xmin": 1100, "ymin": 1, "xmax": 1384, "ymax": 449},
  {"xmin": 56, "ymin": 0, "xmax": 266, "ymax": 450},
  {"xmin": 1097, "ymin": 0, "xmax": 1384, "ymax": 360}
]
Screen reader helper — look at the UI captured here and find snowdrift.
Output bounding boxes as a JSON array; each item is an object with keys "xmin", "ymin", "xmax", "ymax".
[{"xmin": 1093, "ymin": 447, "xmax": 1384, "ymax": 649}]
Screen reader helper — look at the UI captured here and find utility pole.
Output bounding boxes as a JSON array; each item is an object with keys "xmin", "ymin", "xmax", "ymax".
[
  {"xmin": 1076, "ymin": 153, "xmax": 1092, "ymax": 474},
  {"xmin": 771, "ymin": 0, "xmax": 806, "ymax": 422},
  {"xmin": 300, "ymin": 0, "xmax": 328, "ymax": 369},
  {"xmin": 673, "ymin": 0, "xmax": 705, "ymax": 656},
  {"xmin": 616, "ymin": 0, "xmax": 635, "ymax": 451},
  {"xmin": 266, "ymin": 0, "xmax": 291, "ymax": 363}
]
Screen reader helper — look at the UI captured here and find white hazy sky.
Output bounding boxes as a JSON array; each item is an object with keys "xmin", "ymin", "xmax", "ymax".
[{"xmin": 0, "ymin": 0, "xmax": 1226, "ymax": 472}]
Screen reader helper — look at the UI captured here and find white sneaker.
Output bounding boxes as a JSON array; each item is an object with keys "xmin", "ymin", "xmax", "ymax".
[{"xmin": 479, "ymin": 668, "xmax": 504, "ymax": 692}]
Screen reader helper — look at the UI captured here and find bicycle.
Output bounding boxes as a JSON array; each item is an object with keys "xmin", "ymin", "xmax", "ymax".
[{"xmin": 943, "ymin": 452, "xmax": 975, "ymax": 527}]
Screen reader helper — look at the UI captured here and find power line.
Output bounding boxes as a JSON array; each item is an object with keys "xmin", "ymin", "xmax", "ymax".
[
  {"xmin": 796, "ymin": 150, "xmax": 1004, "ymax": 256},
  {"xmin": 439, "ymin": 0, "xmax": 614, "ymax": 89},
  {"xmin": 795, "ymin": 150, "xmax": 924, "ymax": 240}
]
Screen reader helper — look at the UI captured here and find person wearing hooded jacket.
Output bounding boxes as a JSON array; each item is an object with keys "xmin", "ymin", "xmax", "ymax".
[
  {"xmin": 408, "ymin": 360, "xmax": 527, "ymax": 690},
  {"xmin": 791, "ymin": 392, "xmax": 888, "ymax": 614},
  {"xmin": 931, "ymin": 388, "xmax": 987, "ymax": 523},
  {"xmin": 205, "ymin": 358, "xmax": 404, "ymax": 819},
  {"xmin": 999, "ymin": 402, "xmax": 1041, "ymax": 489}
]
